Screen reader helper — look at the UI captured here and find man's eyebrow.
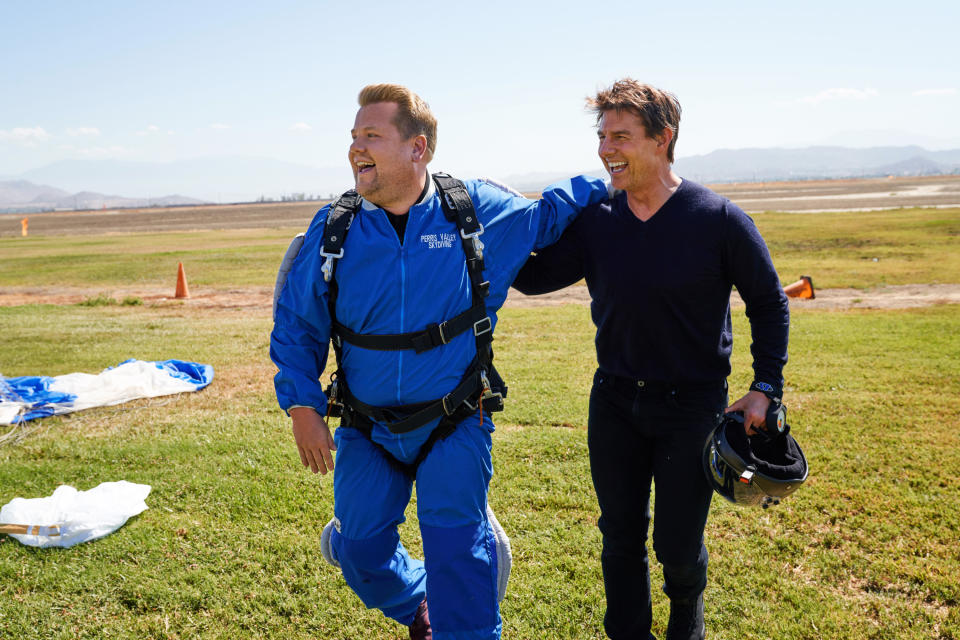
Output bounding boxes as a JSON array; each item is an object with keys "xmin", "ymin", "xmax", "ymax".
[{"xmin": 598, "ymin": 129, "xmax": 631, "ymax": 136}]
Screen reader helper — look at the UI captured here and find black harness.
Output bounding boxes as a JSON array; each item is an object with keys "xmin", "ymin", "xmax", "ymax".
[{"xmin": 319, "ymin": 173, "xmax": 507, "ymax": 477}]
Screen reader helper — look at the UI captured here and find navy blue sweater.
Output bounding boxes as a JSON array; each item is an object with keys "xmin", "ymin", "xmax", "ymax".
[{"xmin": 512, "ymin": 179, "xmax": 789, "ymax": 391}]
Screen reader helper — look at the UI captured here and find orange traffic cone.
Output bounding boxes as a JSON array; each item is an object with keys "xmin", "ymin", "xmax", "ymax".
[
  {"xmin": 174, "ymin": 262, "xmax": 191, "ymax": 299},
  {"xmin": 783, "ymin": 275, "xmax": 815, "ymax": 299}
]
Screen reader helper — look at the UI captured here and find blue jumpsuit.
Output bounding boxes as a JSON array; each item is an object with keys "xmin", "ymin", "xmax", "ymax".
[{"xmin": 271, "ymin": 175, "xmax": 607, "ymax": 639}]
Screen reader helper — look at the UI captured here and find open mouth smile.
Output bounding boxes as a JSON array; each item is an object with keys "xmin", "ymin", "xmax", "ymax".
[{"xmin": 607, "ymin": 161, "xmax": 627, "ymax": 174}]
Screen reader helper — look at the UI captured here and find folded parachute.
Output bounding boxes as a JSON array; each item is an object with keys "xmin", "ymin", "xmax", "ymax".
[{"xmin": 0, "ymin": 359, "xmax": 213, "ymax": 425}]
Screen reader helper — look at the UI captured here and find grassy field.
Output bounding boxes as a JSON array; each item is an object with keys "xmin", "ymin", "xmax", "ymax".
[
  {"xmin": 2, "ymin": 207, "xmax": 959, "ymax": 290},
  {"xmin": 1, "ymin": 207, "xmax": 958, "ymax": 639}
]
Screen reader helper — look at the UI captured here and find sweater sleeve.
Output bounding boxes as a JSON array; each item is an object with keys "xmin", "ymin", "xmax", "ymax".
[
  {"xmin": 511, "ymin": 221, "xmax": 586, "ymax": 295},
  {"xmin": 722, "ymin": 203, "xmax": 790, "ymax": 394}
]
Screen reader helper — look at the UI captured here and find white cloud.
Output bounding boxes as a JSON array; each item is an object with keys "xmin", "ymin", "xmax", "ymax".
[
  {"xmin": 912, "ymin": 88, "xmax": 958, "ymax": 97},
  {"xmin": 209, "ymin": 123, "xmax": 230, "ymax": 130},
  {"xmin": 801, "ymin": 88, "xmax": 879, "ymax": 105},
  {"xmin": 136, "ymin": 124, "xmax": 161, "ymax": 136},
  {"xmin": 0, "ymin": 126, "xmax": 52, "ymax": 145},
  {"xmin": 66, "ymin": 126, "xmax": 101, "ymax": 137},
  {"xmin": 289, "ymin": 122, "xmax": 313, "ymax": 132}
]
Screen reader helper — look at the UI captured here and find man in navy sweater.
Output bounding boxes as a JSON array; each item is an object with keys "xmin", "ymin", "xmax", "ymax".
[{"xmin": 512, "ymin": 79, "xmax": 790, "ymax": 640}]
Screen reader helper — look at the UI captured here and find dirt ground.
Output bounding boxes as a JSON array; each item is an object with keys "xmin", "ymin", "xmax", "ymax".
[
  {"xmin": 4, "ymin": 175, "xmax": 960, "ymax": 238},
  {"xmin": 2, "ymin": 282, "xmax": 959, "ymax": 311}
]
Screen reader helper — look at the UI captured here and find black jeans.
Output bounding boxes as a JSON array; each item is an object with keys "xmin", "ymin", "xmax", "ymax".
[{"xmin": 588, "ymin": 369, "xmax": 726, "ymax": 640}]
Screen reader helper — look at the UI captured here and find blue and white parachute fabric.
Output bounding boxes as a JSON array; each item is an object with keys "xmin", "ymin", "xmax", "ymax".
[{"xmin": 0, "ymin": 359, "xmax": 213, "ymax": 425}]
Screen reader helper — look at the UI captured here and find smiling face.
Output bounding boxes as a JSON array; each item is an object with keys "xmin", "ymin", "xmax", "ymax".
[
  {"xmin": 349, "ymin": 101, "xmax": 422, "ymax": 211},
  {"xmin": 597, "ymin": 108, "xmax": 669, "ymax": 195}
]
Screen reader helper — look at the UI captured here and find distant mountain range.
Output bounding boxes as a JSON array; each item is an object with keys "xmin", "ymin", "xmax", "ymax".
[
  {"xmin": 503, "ymin": 145, "xmax": 960, "ymax": 191},
  {"xmin": 0, "ymin": 179, "xmax": 206, "ymax": 213},
  {"xmin": 3, "ymin": 146, "xmax": 959, "ymax": 212},
  {"xmin": 10, "ymin": 155, "xmax": 351, "ymax": 206},
  {"xmin": 673, "ymin": 145, "xmax": 960, "ymax": 184}
]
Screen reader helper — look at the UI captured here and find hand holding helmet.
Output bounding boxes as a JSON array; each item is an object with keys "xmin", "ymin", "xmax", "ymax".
[{"xmin": 703, "ymin": 402, "xmax": 809, "ymax": 508}]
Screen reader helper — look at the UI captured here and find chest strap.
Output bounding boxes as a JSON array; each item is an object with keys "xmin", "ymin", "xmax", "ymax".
[{"xmin": 331, "ymin": 302, "xmax": 491, "ymax": 354}]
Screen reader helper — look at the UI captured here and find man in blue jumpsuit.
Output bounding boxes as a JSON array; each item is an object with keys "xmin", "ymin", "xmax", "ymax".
[
  {"xmin": 513, "ymin": 79, "xmax": 790, "ymax": 639},
  {"xmin": 270, "ymin": 84, "xmax": 606, "ymax": 639}
]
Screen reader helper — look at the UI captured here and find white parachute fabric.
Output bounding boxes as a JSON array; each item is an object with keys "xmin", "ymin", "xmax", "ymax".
[
  {"xmin": 0, "ymin": 359, "xmax": 213, "ymax": 425},
  {"xmin": 0, "ymin": 480, "xmax": 151, "ymax": 548}
]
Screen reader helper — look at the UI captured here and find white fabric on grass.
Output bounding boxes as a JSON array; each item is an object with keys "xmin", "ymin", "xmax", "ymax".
[
  {"xmin": 0, "ymin": 359, "xmax": 213, "ymax": 425},
  {"xmin": 1, "ymin": 481, "xmax": 151, "ymax": 548}
]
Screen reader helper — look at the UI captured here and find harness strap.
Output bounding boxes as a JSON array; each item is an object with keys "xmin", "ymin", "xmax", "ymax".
[
  {"xmin": 320, "ymin": 191, "xmax": 360, "ymax": 282},
  {"xmin": 332, "ymin": 301, "xmax": 491, "ymax": 354},
  {"xmin": 342, "ymin": 404, "xmax": 467, "ymax": 479},
  {"xmin": 339, "ymin": 363, "xmax": 500, "ymax": 434}
]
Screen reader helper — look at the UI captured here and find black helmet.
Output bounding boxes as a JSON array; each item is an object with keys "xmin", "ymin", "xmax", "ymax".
[{"xmin": 702, "ymin": 403, "xmax": 808, "ymax": 508}]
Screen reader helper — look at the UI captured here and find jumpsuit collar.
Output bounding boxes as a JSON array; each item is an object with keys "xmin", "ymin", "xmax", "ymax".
[{"xmin": 359, "ymin": 174, "xmax": 436, "ymax": 212}]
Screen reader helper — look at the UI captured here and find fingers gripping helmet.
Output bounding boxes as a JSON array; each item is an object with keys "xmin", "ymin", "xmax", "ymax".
[{"xmin": 702, "ymin": 403, "xmax": 809, "ymax": 508}]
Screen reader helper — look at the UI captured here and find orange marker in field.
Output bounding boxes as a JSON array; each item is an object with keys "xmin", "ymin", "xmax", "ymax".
[
  {"xmin": 175, "ymin": 262, "xmax": 191, "ymax": 299},
  {"xmin": 21, "ymin": 217, "xmax": 28, "ymax": 236},
  {"xmin": 783, "ymin": 275, "xmax": 815, "ymax": 299}
]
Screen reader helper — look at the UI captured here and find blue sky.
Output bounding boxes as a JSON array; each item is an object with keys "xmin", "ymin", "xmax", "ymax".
[{"xmin": 2, "ymin": 0, "xmax": 958, "ymax": 182}]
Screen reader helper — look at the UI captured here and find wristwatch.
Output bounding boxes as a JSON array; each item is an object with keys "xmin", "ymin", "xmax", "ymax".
[{"xmin": 749, "ymin": 380, "xmax": 782, "ymax": 402}]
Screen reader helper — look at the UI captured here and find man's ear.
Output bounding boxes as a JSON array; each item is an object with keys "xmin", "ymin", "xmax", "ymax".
[
  {"xmin": 411, "ymin": 135, "xmax": 428, "ymax": 162},
  {"xmin": 657, "ymin": 128, "xmax": 674, "ymax": 151}
]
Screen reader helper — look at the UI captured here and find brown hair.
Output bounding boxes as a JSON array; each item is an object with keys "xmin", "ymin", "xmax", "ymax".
[
  {"xmin": 588, "ymin": 79, "xmax": 682, "ymax": 163},
  {"xmin": 358, "ymin": 84, "xmax": 438, "ymax": 163}
]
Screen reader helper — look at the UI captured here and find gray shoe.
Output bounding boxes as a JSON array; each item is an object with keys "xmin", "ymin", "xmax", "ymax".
[
  {"xmin": 665, "ymin": 594, "xmax": 705, "ymax": 640},
  {"xmin": 319, "ymin": 517, "xmax": 340, "ymax": 568}
]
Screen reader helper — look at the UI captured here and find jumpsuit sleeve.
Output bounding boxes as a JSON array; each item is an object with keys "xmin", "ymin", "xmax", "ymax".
[
  {"xmin": 511, "ymin": 222, "xmax": 586, "ymax": 295},
  {"xmin": 472, "ymin": 175, "xmax": 606, "ymax": 296},
  {"xmin": 722, "ymin": 202, "xmax": 790, "ymax": 394},
  {"xmin": 269, "ymin": 210, "xmax": 334, "ymax": 414}
]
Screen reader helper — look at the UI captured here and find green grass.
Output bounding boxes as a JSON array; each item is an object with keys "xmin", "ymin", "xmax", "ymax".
[
  {"xmin": 2, "ymin": 207, "xmax": 958, "ymax": 290},
  {"xmin": 0, "ymin": 229, "xmax": 297, "ymax": 288},
  {"xmin": 1, "ymin": 205, "xmax": 959, "ymax": 638},
  {"xmin": 1, "ymin": 301, "xmax": 957, "ymax": 639},
  {"xmin": 754, "ymin": 207, "xmax": 960, "ymax": 289}
]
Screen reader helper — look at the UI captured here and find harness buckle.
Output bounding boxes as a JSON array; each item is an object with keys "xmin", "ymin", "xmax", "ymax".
[
  {"xmin": 319, "ymin": 248, "xmax": 344, "ymax": 282},
  {"xmin": 473, "ymin": 316, "xmax": 492, "ymax": 337},
  {"xmin": 436, "ymin": 321, "xmax": 450, "ymax": 345},
  {"xmin": 441, "ymin": 393, "xmax": 456, "ymax": 416},
  {"xmin": 461, "ymin": 223, "xmax": 485, "ymax": 260},
  {"xmin": 412, "ymin": 322, "xmax": 450, "ymax": 354},
  {"xmin": 479, "ymin": 369, "xmax": 504, "ymax": 409}
]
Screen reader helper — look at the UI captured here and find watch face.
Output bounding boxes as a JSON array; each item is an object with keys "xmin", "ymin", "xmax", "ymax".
[{"xmin": 775, "ymin": 407, "xmax": 786, "ymax": 433}]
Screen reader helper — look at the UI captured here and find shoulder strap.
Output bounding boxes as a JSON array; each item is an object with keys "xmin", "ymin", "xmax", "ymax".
[
  {"xmin": 432, "ymin": 173, "xmax": 505, "ymax": 408},
  {"xmin": 320, "ymin": 190, "xmax": 361, "ymax": 282}
]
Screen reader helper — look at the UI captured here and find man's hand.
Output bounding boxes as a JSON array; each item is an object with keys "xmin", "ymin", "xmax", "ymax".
[
  {"xmin": 289, "ymin": 407, "xmax": 337, "ymax": 475},
  {"xmin": 725, "ymin": 390, "xmax": 771, "ymax": 436}
]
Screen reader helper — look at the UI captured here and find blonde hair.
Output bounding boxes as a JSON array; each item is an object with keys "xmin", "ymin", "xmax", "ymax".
[
  {"xmin": 358, "ymin": 84, "xmax": 438, "ymax": 163},
  {"xmin": 588, "ymin": 79, "xmax": 682, "ymax": 163}
]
